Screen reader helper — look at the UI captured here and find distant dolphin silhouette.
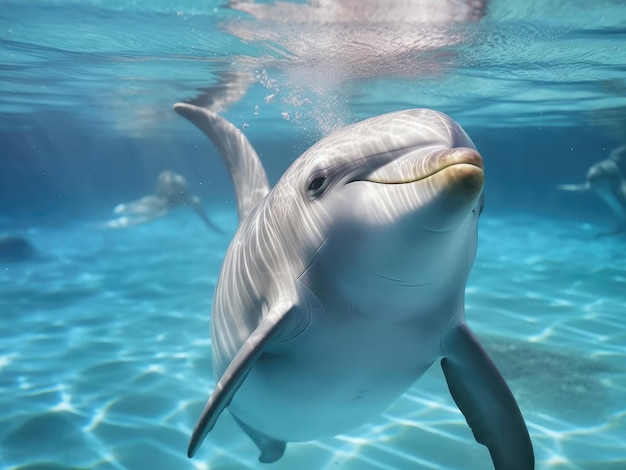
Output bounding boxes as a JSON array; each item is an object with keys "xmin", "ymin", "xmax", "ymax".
[
  {"xmin": 558, "ymin": 145, "xmax": 626, "ymax": 235},
  {"xmin": 105, "ymin": 170, "xmax": 223, "ymax": 232},
  {"xmin": 175, "ymin": 102, "xmax": 534, "ymax": 469},
  {"xmin": 0, "ymin": 235, "xmax": 36, "ymax": 262}
]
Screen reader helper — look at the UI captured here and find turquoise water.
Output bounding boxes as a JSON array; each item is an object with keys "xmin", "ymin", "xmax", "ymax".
[
  {"xmin": 2, "ymin": 213, "xmax": 625, "ymax": 469},
  {"xmin": 2, "ymin": 0, "xmax": 626, "ymax": 469}
]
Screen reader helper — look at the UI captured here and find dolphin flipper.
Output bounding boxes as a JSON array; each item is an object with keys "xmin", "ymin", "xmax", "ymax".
[
  {"xmin": 184, "ymin": 195, "xmax": 227, "ymax": 234},
  {"xmin": 441, "ymin": 324, "xmax": 534, "ymax": 470},
  {"xmin": 173, "ymin": 102, "xmax": 270, "ymax": 222},
  {"xmin": 113, "ymin": 195, "xmax": 168, "ymax": 217},
  {"xmin": 557, "ymin": 182, "xmax": 590, "ymax": 192},
  {"xmin": 187, "ymin": 301, "xmax": 295, "ymax": 458},
  {"xmin": 232, "ymin": 414, "xmax": 286, "ymax": 463}
]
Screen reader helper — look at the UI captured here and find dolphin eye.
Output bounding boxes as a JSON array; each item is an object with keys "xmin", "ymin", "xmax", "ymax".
[
  {"xmin": 306, "ymin": 172, "xmax": 329, "ymax": 200},
  {"xmin": 309, "ymin": 176, "xmax": 326, "ymax": 191}
]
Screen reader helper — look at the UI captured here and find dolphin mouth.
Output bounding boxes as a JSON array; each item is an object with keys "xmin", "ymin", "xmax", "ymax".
[
  {"xmin": 360, "ymin": 147, "xmax": 484, "ymax": 185},
  {"xmin": 344, "ymin": 147, "xmax": 484, "ymax": 233}
]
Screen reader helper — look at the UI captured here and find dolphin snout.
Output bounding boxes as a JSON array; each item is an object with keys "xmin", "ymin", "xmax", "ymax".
[
  {"xmin": 416, "ymin": 148, "xmax": 484, "ymax": 232},
  {"xmin": 430, "ymin": 148, "xmax": 484, "ymax": 201},
  {"xmin": 347, "ymin": 147, "xmax": 484, "ymax": 232},
  {"xmin": 448, "ymin": 147, "xmax": 483, "ymax": 170},
  {"xmin": 438, "ymin": 148, "xmax": 484, "ymax": 198},
  {"xmin": 362, "ymin": 147, "xmax": 483, "ymax": 185}
]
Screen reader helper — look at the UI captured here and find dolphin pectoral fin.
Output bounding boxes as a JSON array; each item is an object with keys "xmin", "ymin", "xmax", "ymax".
[
  {"xmin": 441, "ymin": 324, "xmax": 534, "ymax": 470},
  {"xmin": 185, "ymin": 196, "xmax": 227, "ymax": 235},
  {"xmin": 187, "ymin": 300, "xmax": 295, "ymax": 458},
  {"xmin": 557, "ymin": 182, "xmax": 590, "ymax": 192},
  {"xmin": 232, "ymin": 413, "xmax": 286, "ymax": 463}
]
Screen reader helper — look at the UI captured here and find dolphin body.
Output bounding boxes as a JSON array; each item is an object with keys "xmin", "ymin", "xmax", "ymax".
[
  {"xmin": 105, "ymin": 170, "xmax": 223, "ymax": 232},
  {"xmin": 175, "ymin": 102, "xmax": 534, "ymax": 469},
  {"xmin": 558, "ymin": 145, "xmax": 626, "ymax": 236}
]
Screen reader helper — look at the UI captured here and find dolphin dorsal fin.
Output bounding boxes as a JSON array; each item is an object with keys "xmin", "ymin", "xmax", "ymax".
[{"xmin": 174, "ymin": 102, "xmax": 270, "ymax": 222}]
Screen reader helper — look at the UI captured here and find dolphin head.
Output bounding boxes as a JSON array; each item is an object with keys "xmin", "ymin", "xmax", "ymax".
[
  {"xmin": 584, "ymin": 159, "xmax": 626, "ymax": 222},
  {"xmin": 587, "ymin": 159, "xmax": 622, "ymax": 191},
  {"xmin": 156, "ymin": 170, "xmax": 189, "ymax": 205},
  {"xmin": 269, "ymin": 109, "xmax": 484, "ymax": 292}
]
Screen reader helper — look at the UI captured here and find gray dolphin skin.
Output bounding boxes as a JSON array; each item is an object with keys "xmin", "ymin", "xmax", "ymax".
[
  {"xmin": 558, "ymin": 145, "xmax": 626, "ymax": 235},
  {"xmin": 174, "ymin": 102, "xmax": 534, "ymax": 469}
]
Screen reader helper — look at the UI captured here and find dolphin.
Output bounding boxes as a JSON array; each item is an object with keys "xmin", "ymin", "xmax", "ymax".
[
  {"xmin": 558, "ymin": 146, "xmax": 626, "ymax": 235},
  {"xmin": 174, "ymin": 102, "xmax": 534, "ymax": 469},
  {"xmin": 105, "ymin": 170, "xmax": 223, "ymax": 232}
]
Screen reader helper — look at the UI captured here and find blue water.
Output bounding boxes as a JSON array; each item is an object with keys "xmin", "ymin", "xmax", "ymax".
[{"xmin": 2, "ymin": 0, "xmax": 626, "ymax": 469}]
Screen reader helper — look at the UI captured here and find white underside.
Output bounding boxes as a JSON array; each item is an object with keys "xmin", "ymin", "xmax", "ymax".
[{"xmin": 228, "ymin": 291, "xmax": 463, "ymax": 441}]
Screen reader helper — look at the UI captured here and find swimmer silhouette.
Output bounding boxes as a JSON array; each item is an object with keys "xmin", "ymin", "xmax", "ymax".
[
  {"xmin": 106, "ymin": 170, "xmax": 223, "ymax": 232},
  {"xmin": 558, "ymin": 145, "xmax": 626, "ymax": 236}
]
